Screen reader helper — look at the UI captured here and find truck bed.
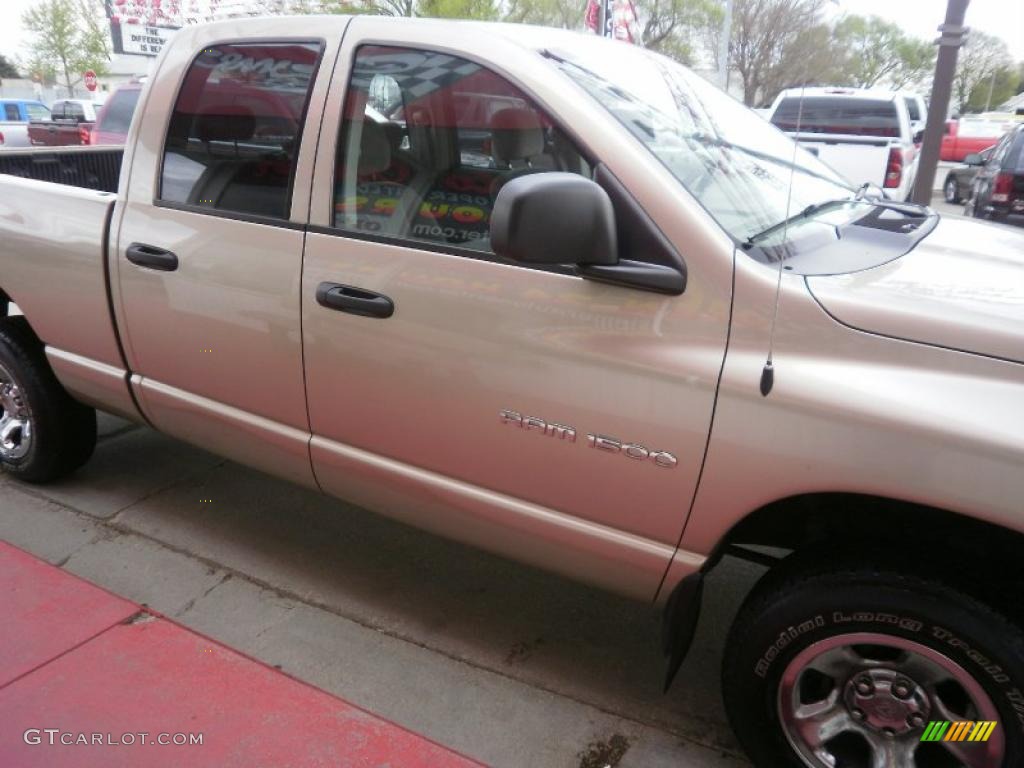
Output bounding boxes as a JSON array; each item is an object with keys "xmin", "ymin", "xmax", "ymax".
[
  {"xmin": 789, "ymin": 133, "xmax": 891, "ymax": 188},
  {"xmin": 0, "ymin": 148, "xmax": 127, "ymax": 391},
  {"xmin": 28, "ymin": 119, "xmax": 92, "ymax": 148},
  {"xmin": 0, "ymin": 146, "xmax": 122, "ymax": 193}
]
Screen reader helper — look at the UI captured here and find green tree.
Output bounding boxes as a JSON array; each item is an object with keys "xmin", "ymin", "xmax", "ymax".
[
  {"xmin": 964, "ymin": 64, "xmax": 1018, "ymax": 113},
  {"xmin": 0, "ymin": 54, "xmax": 19, "ymax": 78},
  {"xmin": 416, "ymin": 0, "xmax": 499, "ymax": 20},
  {"xmin": 832, "ymin": 15, "xmax": 902, "ymax": 87},
  {"xmin": 0, "ymin": 54, "xmax": 20, "ymax": 79},
  {"xmin": 503, "ymin": 0, "xmax": 584, "ymax": 29},
  {"xmin": 23, "ymin": 0, "xmax": 110, "ymax": 97},
  {"xmin": 831, "ymin": 15, "xmax": 934, "ymax": 90},
  {"xmin": 953, "ymin": 30, "xmax": 1013, "ymax": 114}
]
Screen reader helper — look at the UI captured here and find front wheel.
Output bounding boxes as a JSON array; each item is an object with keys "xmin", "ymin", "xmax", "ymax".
[
  {"xmin": 944, "ymin": 176, "xmax": 961, "ymax": 204},
  {"xmin": 722, "ymin": 549, "xmax": 1024, "ymax": 768}
]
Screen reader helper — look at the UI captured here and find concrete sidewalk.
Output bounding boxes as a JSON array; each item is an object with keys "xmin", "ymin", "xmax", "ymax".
[
  {"xmin": 0, "ymin": 540, "xmax": 482, "ymax": 767},
  {"xmin": 0, "ymin": 414, "xmax": 753, "ymax": 768}
]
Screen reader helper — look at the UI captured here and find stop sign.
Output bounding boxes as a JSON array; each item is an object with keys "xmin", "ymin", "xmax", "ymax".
[{"xmin": 83, "ymin": 70, "xmax": 97, "ymax": 92}]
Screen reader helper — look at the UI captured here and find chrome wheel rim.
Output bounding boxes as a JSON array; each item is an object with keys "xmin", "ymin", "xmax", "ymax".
[
  {"xmin": 778, "ymin": 631, "xmax": 1004, "ymax": 768},
  {"xmin": 944, "ymin": 179, "xmax": 957, "ymax": 203},
  {"xmin": 0, "ymin": 362, "xmax": 32, "ymax": 461}
]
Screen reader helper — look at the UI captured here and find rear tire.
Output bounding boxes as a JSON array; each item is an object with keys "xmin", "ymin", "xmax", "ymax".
[
  {"xmin": 722, "ymin": 547, "xmax": 1024, "ymax": 768},
  {"xmin": 0, "ymin": 317, "xmax": 96, "ymax": 483}
]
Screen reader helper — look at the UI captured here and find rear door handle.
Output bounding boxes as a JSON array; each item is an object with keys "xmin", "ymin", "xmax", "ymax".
[
  {"xmin": 126, "ymin": 243, "xmax": 178, "ymax": 272},
  {"xmin": 316, "ymin": 282, "xmax": 394, "ymax": 319}
]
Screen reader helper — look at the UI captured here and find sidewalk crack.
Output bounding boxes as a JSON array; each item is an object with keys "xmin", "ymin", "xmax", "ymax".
[{"xmin": 175, "ymin": 571, "xmax": 232, "ymax": 618}]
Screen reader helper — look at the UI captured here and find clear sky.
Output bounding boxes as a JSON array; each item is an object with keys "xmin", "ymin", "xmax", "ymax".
[{"xmin": 1, "ymin": 0, "xmax": 1022, "ymax": 65}]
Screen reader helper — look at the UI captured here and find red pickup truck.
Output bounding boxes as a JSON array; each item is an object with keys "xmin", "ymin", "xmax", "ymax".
[
  {"xmin": 941, "ymin": 116, "xmax": 1013, "ymax": 161},
  {"xmin": 27, "ymin": 99, "xmax": 100, "ymax": 147}
]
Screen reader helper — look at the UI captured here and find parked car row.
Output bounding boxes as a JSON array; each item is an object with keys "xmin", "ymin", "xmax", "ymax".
[{"xmin": 0, "ymin": 83, "xmax": 141, "ymax": 150}]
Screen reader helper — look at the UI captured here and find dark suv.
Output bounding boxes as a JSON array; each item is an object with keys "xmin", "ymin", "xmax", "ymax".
[{"xmin": 965, "ymin": 122, "xmax": 1024, "ymax": 226}]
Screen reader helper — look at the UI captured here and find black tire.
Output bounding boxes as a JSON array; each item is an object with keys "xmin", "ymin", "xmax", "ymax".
[
  {"xmin": 943, "ymin": 176, "xmax": 961, "ymax": 204},
  {"xmin": 722, "ymin": 547, "xmax": 1024, "ymax": 768},
  {"xmin": 0, "ymin": 316, "xmax": 96, "ymax": 483}
]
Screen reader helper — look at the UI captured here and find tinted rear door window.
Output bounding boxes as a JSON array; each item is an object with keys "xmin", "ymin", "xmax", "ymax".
[
  {"xmin": 772, "ymin": 97, "xmax": 900, "ymax": 137},
  {"xmin": 159, "ymin": 41, "xmax": 323, "ymax": 219},
  {"xmin": 4, "ymin": 104, "xmax": 19, "ymax": 120}
]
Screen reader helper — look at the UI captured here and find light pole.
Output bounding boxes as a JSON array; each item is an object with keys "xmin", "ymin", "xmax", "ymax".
[{"xmin": 911, "ymin": 0, "xmax": 971, "ymax": 205}]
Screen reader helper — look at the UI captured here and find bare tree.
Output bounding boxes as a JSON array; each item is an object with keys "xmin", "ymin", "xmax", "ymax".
[
  {"xmin": 953, "ymin": 30, "xmax": 1013, "ymax": 113},
  {"xmin": 728, "ymin": 0, "xmax": 829, "ymax": 106},
  {"xmin": 632, "ymin": 0, "xmax": 720, "ymax": 64}
]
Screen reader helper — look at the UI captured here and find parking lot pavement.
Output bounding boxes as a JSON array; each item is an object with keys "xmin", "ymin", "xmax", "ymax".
[{"xmin": 0, "ymin": 412, "xmax": 755, "ymax": 768}]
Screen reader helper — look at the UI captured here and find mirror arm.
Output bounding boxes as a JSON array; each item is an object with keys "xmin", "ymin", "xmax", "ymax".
[{"xmin": 576, "ymin": 259, "xmax": 686, "ymax": 295}]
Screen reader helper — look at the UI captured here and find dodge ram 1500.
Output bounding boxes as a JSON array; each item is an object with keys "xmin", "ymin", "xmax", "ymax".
[{"xmin": 0, "ymin": 16, "xmax": 1022, "ymax": 768}]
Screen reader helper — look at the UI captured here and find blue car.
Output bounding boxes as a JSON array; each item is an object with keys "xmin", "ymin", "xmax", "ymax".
[{"xmin": 0, "ymin": 99, "xmax": 51, "ymax": 148}]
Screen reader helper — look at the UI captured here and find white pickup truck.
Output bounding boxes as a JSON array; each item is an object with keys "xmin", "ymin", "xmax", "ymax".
[
  {"xmin": 768, "ymin": 87, "xmax": 921, "ymax": 201},
  {"xmin": 0, "ymin": 17, "xmax": 1022, "ymax": 768}
]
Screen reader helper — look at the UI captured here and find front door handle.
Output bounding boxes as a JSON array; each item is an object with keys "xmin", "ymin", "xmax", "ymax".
[
  {"xmin": 126, "ymin": 242, "xmax": 178, "ymax": 272},
  {"xmin": 316, "ymin": 282, "xmax": 394, "ymax": 319}
]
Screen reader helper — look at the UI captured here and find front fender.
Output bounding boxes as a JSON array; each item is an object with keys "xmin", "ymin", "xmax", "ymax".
[{"xmin": 680, "ymin": 255, "xmax": 1024, "ymax": 557}]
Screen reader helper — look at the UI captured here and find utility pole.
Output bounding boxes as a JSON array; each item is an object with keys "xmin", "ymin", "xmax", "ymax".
[
  {"xmin": 717, "ymin": 0, "xmax": 733, "ymax": 90},
  {"xmin": 911, "ymin": 0, "xmax": 971, "ymax": 205}
]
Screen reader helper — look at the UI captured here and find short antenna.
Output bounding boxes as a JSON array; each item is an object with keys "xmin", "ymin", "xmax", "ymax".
[{"xmin": 760, "ymin": 79, "xmax": 807, "ymax": 397}]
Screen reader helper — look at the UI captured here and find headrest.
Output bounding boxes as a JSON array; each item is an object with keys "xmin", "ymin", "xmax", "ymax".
[
  {"xmin": 357, "ymin": 120, "xmax": 392, "ymax": 175},
  {"xmin": 196, "ymin": 105, "xmax": 255, "ymax": 143},
  {"xmin": 490, "ymin": 108, "xmax": 544, "ymax": 164}
]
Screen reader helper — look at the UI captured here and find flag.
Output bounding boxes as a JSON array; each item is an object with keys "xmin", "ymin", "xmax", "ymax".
[
  {"xmin": 584, "ymin": 0, "xmax": 601, "ymax": 33},
  {"xmin": 610, "ymin": 0, "xmax": 640, "ymax": 43}
]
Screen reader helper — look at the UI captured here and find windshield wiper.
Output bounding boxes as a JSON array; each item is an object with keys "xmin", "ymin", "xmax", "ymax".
[
  {"xmin": 854, "ymin": 182, "xmax": 931, "ymax": 216},
  {"xmin": 745, "ymin": 195, "xmax": 931, "ymax": 247},
  {"xmin": 744, "ymin": 199, "xmax": 852, "ymax": 246}
]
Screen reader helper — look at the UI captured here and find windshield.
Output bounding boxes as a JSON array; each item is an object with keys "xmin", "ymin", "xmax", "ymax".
[{"xmin": 548, "ymin": 44, "xmax": 853, "ymax": 243}]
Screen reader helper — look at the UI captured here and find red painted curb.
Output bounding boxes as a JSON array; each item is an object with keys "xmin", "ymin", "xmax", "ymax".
[{"xmin": 0, "ymin": 541, "xmax": 484, "ymax": 767}]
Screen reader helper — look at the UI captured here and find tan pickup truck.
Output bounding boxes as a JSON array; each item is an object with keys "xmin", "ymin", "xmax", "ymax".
[{"xmin": 0, "ymin": 16, "xmax": 1022, "ymax": 768}]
